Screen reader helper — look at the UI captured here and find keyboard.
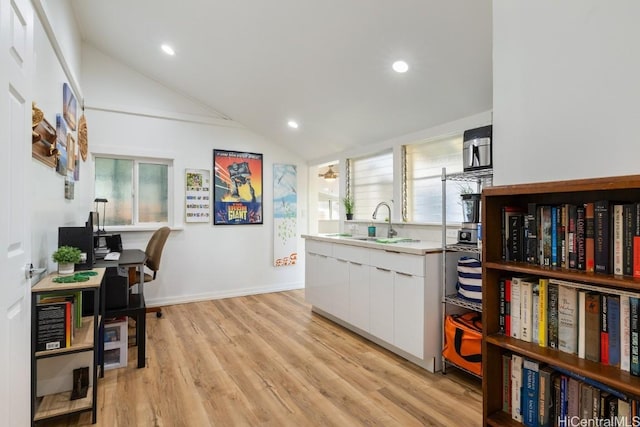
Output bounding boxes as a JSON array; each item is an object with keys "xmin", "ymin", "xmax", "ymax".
[{"xmin": 103, "ymin": 252, "xmax": 121, "ymax": 261}]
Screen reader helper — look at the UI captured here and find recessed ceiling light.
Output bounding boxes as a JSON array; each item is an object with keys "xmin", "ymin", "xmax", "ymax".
[
  {"xmin": 161, "ymin": 44, "xmax": 175, "ymax": 56},
  {"xmin": 392, "ymin": 60, "xmax": 409, "ymax": 73},
  {"xmin": 287, "ymin": 120, "xmax": 299, "ymax": 129}
]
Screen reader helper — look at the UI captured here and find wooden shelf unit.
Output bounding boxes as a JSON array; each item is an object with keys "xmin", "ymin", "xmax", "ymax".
[
  {"xmin": 31, "ymin": 268, "xmax": 105, "ymax": 426},
  {"xmin": 481, "ymin": 174, "xmax": 640, "ymax": 425}
]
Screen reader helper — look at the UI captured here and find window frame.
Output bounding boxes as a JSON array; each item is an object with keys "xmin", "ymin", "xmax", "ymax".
[
  {"xmin": 93, "ymin": 153, "xmax": 174, "ymax": 230},
  {"xmin": 347, "ymin": 150, "xmax": 394, "ymax": 221}
]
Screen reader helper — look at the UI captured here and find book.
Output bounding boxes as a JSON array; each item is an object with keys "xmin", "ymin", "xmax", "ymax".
[
  {"xmin": 511, "ymin": 277, "xmax": 522, "ymax": 340},
  {"xmin": 505, "ymin": 278, "xmax": 512, "ymax": 337},
  {"xmin": 601, "ymin": 294, "xmax": 610, "ymax": 365},
  {"xmin": 553, "ymin": 375, "xmax": 562, "ymax": 425},
  {"xmin": 585, "ymin": 292, "xmax": 601, "ymax": 363},
  {"xmin": 35, "ymin": 302, "xmax": 69, "ymax": 351},
  {"xmin": 608, "ymin": 294, "xmax": 621, "ymax": 367},
  {"xmin": 502, "ymin": 206, "xmax": 525, "ymax": 261},
  {"xmin": 576, "ymin": 204, "xmax": 586, "ymax": 270},
  {"xmin": 559, "ymin": 204, "xmax": 567, "ymax": 268},
  {"xmin": 502, "ymin": 353, "xmax": 512, "ymax": 413},
  {"xmin": 618, "ymin": 399, "xmax": 631, "ymax": 423},
  {"xmin": 623, "ymin": 203, "xmax": 635, "ymax": 276},
  {"xmin": 559, "ymin": 375, "xmax": 568, "ymax": 420},
  {"xmin": 521, "ymin": 279, "xmax": 534, "ymax": 343},
  {"xmin": 538, "ymin": 366, "xmax": 554, "ymax": 427},
  {"xmin": 613, "ymin": 203, "xmax": 624, "ymax": 275},
  {"xmin": 579, "ymin": 382, "xmax": 594, "ymax": 421},
  {"xmin": 566, "ymin": 377, "xmax": 580, "ymax": 419},
  {"xmin": 540, "ymin": 205, "xmax": 552, "ymax": 266},
  {"xmin": 547, "ymin": 281, "xmax": 559, "ymax": 349},
  {"xmin": 620, "ymin": 295, "xmax": 631, "ymax": 372},
  {"xmin": 567, "ymin": 204, "xmax": 577, "ymax": 269},
  {"xmin": 532, "ymin": 281, "xmax": 540, "ymax": 345},
  {"xmin": 538, "ymin": 278, "xmax": 548, "ymax": 347},
  {"xmin": 635, "ymin": 203, "xmax": 640, "ymax": 278},
  {"xmin": 39, "ymin": 290, "xmax": 82, "ymax": 329},
  {"xmin": 594, "ymin": 200, "xmax": 611, "ymax": 274},
  {"xmin": 522, "ymin": 358, "xmax": 539, "ymax": 427},
  {"xmin": 525, "ymin": 203, "xmax": 538, "ymax": 265},
  {"xmin": 508, "ymin": 212, "xmax": 525, "ymax": 262},
  {"xmin": 551, "ymin": 205, "xmax": 558, "ymax": 267},
  {"xmin": 585, "ymin": 202, "xmax": 595, "ymax": 272},
  {"xmin": 592, "ymin": 387, "xmax": 601, "ymax": 421},
  {"xmin": 499, "ymin": 278, "xmax": 506, "ymax": 334},
  {"xmin": 578, "ymin": 290, "xmax": 587, "ymax": 359},
  {"xmin": 558, "ymin": 285, "xmax": 578, "ymax": 354},
  {"xmin": 511, "ymin": 354, "xmax": 523, "ymax": 422},
  {"xmin": 631, "ymin": 296, "xmax": 640, "ymax": 376}
]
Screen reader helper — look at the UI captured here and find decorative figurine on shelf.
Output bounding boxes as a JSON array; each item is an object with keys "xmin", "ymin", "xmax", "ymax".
[{"xmin": 70, "ymin": 367, "xmax": 89, "ymax": 400}]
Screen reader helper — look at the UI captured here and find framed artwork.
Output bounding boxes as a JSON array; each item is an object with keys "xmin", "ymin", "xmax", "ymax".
[
  {"xmin": 67, "ymin": 133, "xmax": 76, "ymax": 172},
  {"xmin": 55, "ymin": 114, "xmax": 67, "ymax": 175},
  {"xmin": 63, "ymin": 83, "xmax": 77, "ymax": 131},
  {"xmin": 185, "ymin": 168, "xmax": 211, "ymax": 223},
  {"xmin": 213, "ymin": 149, "xmax": 263, "ymax": 225},
  {"xmin": 273, "ymin": 164, "xmax": 297, "ymax": 266}
]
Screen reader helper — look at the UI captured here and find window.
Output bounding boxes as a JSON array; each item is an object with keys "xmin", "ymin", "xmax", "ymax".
[
  {"xmin": 94, "ymin": 156, "xmax": 172, "ymax": 226},
  {"xmin": 405, "ymin": 134, "xmax": 464, "ymax": 223},
  {"xmin": 348, "ymin": 151, "xmax": 393, "ymax": 220}
]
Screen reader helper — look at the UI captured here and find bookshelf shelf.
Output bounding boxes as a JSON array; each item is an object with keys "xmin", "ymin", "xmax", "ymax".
[
  {"xmin": 482, "ymin": 174, "xmax": 640, "ymax": 425},
  {"xmin": 485, "ymin": 334, "xmax": 640, "ymax": 398}
]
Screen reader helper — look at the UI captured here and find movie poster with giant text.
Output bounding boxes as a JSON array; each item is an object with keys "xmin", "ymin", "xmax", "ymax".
[{"xmin": 213, "ymin": 150, "xmax": 263, "ymax": 225}]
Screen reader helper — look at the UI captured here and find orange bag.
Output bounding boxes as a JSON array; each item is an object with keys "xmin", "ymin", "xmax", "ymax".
[{"xmin": 442, "ymin": 312, "xmax": 482, "ymax": 376}]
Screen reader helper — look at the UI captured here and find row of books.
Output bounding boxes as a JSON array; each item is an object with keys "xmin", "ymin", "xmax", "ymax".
[
  {"xmin": 499, "ymin": 276, "xmax": 640, "ymax": 375},
  {"xmin": 503, "ymin": 354, "xmax": 640, "ymax": 427},
  {"xmin": 35, "ymin": 291, "xmax": 82, "ymax": 351},
  {"xmin": 502, "ymin": 201, "xmax": 640, "ymax": 276}
]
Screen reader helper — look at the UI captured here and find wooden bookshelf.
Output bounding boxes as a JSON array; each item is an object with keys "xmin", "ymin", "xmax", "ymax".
[{"xmin": 481, "ymin": 174, "xmax": 640, "ymax": 425}]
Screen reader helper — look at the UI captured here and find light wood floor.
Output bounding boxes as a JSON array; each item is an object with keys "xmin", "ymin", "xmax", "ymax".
[{"xmin": 44, "ymin": 290, "xmax": 482, "ymax": 426}]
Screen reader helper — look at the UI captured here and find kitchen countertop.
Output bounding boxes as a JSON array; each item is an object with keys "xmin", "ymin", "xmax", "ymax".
[{"xmin": 301, "ymin": 233, "xmax": 443, "ymax": 255}]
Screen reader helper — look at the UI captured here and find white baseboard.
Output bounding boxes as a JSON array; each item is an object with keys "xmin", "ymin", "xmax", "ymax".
[{"xmin": 145, "ymin": 281, "xmax": 305, "ymax": 307}]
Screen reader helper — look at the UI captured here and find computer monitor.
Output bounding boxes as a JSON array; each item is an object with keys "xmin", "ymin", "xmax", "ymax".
[{"xmin": 58, "ymin": 212, "xmax": 96, "ymax": 271}]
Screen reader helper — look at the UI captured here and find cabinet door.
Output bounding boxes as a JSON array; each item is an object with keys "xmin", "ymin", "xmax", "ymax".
[
  {"xmin": 304, "ymin": 252, "xmax": 320, "ymax": 306},
  {"xmin": 348, "ymin": 262, "xmax": 370, "ymax": 332},
  {"xmin": 394, "ymin": 272, "xmax": 424, "ymax": 358},
  {"xmin": 370, "ymin": 267, "xmax": 394, "ymax": 344},
  {"xmin": 327, "ymin": 257, "xmax": 349, "ymax": 319}
]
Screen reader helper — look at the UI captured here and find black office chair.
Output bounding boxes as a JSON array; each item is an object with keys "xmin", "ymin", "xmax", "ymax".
[{"xmin": 130, "ymin": 226, "xmax": 170, "ymax": 317}]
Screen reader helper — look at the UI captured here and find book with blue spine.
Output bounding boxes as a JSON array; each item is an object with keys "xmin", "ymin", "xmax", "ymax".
[
  {"xmin": 608, "ymin": 294, "xmax": 621, "ymax": 367},
  {"xmin": 522, "ymin": 359, "xmax": 539, "ymax": 427}
]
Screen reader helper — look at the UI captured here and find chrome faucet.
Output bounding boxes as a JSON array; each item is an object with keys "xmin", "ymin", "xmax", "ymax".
[{"xmin": 372, "ymin": 202, "xmax": 397, "ymax": 238}]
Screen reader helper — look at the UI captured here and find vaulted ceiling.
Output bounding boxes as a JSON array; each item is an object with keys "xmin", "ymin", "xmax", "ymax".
[{"xmin": 70, "ymin": 0, "xmax": 492, "ymax": 162}]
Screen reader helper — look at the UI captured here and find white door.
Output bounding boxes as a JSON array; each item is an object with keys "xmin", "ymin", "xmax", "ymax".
[{"xmin": 0, "ymin": 0, "xmax": 33, "ymax": 425}]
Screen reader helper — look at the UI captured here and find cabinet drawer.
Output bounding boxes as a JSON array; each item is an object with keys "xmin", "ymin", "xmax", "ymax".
[
  {"xmin": 370, "ymin": 250, "xmax": 424, "ymax": 276},
  {"xmin": 305, "ymin": 240, "xmax": 333, "ymax": 257},
  {"xmin": 333, "ymin": 244, "xmax": 370, "ymax": 264}
]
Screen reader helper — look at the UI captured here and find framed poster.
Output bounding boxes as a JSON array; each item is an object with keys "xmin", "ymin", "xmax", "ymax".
[
  {"xmin": 213, "ymin": 150, "xmax": 263, "ymax": 225},
  {"xmin": 185, "ymin": 168, "xmax": 211, "ymax": 223},
  {"xmin": 273, "ymin": 164, "xmax": 297, "ymax": 266},
  {"xmin": 63, "ymin": 82, "xmax": 77, "ymax": 131}
]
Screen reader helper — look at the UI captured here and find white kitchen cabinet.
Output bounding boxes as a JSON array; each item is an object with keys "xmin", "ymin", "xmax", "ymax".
[
  {"xmin": 348, "ymin": 261, "xmax": 370, "ymax": 331},
  {"xmin": 303, "ymin": 235, "xmax": 443, "ymax": 372},
  {"xmin": 394, "ymin": 271, "xmax": 424, "ymax": 359},
  {"xmin": 369, "ymin": 266, "xmax": 394, "ymax": 345}
]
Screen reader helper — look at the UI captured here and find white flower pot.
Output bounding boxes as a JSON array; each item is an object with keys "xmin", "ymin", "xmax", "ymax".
[{"xmin": 58, "ymin": 262, "xmax": 75, "ymax": 276}]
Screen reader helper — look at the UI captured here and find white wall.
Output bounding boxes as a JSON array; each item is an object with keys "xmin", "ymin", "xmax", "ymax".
[
  {"xmin": 31, "ymin": 1, "xmax": 90, "ymax": 274},
  {"xmin": 493, "ymin": 1, "xmax": 640, "ymax": 185},
  {"xmin": 81, "ymin": 45, "xmax": 307, "ymax": 305}
]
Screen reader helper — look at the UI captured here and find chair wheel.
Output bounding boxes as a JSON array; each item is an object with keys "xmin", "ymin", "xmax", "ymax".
[{"xmin": 156, "ymin": 311, "xmax": 162, "ymax": 318}]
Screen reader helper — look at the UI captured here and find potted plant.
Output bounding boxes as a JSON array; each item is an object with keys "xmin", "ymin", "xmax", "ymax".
[
  {"xmin": 343, "ymin": 195, "xmax": 355, "ymax": 220},
  {"xmin": 52, "ymin": 245, "xmax": 82, "ymax": 275}
]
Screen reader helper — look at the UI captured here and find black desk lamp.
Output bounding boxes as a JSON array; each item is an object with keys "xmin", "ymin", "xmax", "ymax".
[{"xmin": 94, "ymin": 198, "xmax": 107, "ymax": 233}]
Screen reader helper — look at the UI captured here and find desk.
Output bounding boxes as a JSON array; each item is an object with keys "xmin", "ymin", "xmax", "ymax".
[{"xmin": 95, "ymin": 249, "xmax": 147, "ymax": 369}]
